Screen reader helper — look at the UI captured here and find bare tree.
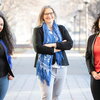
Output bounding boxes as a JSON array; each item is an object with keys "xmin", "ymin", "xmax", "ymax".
[{"xmin": 89, "ymin": 0, "xmax": 100, "ymax": 19}]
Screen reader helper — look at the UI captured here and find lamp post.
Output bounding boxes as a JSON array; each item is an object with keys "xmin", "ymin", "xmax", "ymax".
[
  {"xmin": 83, "ymin": 0, "xmax": 90, "ymax": 41},
  {"xmin": 0, "ymin": 0, "xmax": 2, "ymax": 5},
  {"xmin": 0, "ymin": 0, "xmax": 2, "ymax": 10},
  {"xmin": 78, "ymin": 3, "xmax": 83, "ymax": 51},
  {"xmin": 73, "ymin": 15, "xmax": 76, "ymax": 49}
]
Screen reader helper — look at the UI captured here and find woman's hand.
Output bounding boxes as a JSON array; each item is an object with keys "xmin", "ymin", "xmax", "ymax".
[
  {"xmin": 43, "ymin": 43, "xmax": 56, "ymax": 48},
  {"xmin": 8, "ymin": 75, "xmax": 14, "ymax": 80},
  {"xmin": 62, "ymin": 40, "xmax": 67, "ymax": 42},
  {"xmin": 43, "ymin": 40, "xmax": 67, "ymax": 48},
  {"xmin": 91, "ymin": 71, "xmax": 100, "ymax": 80},
  {"xmin": 43, "ymin": 43, "xmax": 61, "ymax": 52},
  {"xmin": 54, "ymin": 48, "xmax": 61, "ymax": 52}
]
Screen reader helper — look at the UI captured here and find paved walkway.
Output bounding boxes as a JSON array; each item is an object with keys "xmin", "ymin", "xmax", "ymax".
[{"xmin": 4, "ymin": 48, "xmax": 93, "ymax": 100}]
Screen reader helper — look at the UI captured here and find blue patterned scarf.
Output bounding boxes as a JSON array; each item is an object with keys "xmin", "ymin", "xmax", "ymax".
[{"xmin": 36, "ymin": 21, "xmax": 63, "ymax": 86}]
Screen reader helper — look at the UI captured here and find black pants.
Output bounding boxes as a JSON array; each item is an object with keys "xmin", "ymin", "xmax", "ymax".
[{"xmin": 91, "ymin": 76, "xmax": 100, "ymax": 100}]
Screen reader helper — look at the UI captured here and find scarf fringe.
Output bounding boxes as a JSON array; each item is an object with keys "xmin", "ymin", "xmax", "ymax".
[{"xmin": 37, "ymin": 66, "xmax": 51, "ymax": 86}]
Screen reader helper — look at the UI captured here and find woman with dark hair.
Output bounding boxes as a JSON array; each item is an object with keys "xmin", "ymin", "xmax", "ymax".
[
  {"xmin": 0, "ymin": 12, "xmax": 14, "ymax": 100},
  {"xmin": 85, "ymin": 14, "xmax": 100, "ymax": 100},
  {"xmin": 33, "ymin": 5, "xmax": 73, "ymax": 100}
]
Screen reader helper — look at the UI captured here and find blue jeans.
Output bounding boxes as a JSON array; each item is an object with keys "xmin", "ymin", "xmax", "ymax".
[
  {"xmin": 0, "ymin": 75, "xmax": 9, "ymax": 100},
  {"xmin": 38, "ymin": 67, "xmax": 67, "ymax": 100}
]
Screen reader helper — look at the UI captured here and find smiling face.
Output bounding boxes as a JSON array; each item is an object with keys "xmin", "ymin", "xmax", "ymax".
[
  {"xmin": 0, "ymin": 17, "xmax": 4, "ymax": 32},
  {"xmin": 43, "ymin": 8, "xmax": 55, "ymax": 25}
]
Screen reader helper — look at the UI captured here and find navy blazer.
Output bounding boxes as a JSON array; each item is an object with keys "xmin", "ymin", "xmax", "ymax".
[{"xmin": 33, "ymin": 25, "xmax": 73, "ymax": 67}]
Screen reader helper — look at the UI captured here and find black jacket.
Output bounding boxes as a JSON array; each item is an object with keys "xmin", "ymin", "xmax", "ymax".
[
  {"xmin": 33, "ymin": 25, "xmax": 73, "ymax": 67},
  {"xmin": 0, "ymin": 42, "xmax": 14, "ymax": 77},
  {"xmin": 85, "ymin": 33, "xmax": 98, "ymax": 74}
]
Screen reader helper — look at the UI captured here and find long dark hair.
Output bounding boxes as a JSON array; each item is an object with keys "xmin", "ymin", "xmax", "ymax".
[
  {"xmin": 92, "ymin": 14, "xmax": 100, "ymax": 34},
  {"xmin": 38, "ymin": 5, "xmax": 57, "ymax": 26},
  {"xmin": 0, "ymin": 12, "xmax": 14, "ymax": 54}
]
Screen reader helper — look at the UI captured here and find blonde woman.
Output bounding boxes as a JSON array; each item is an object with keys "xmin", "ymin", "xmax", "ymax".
[{"xmin": 33, "ymin": 5, "xmax": 73, "ymax": 100}]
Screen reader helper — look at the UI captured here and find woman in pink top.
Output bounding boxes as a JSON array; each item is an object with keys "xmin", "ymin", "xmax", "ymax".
[{"xmin": 86, "ymin": 14, "xmax": 100, "ymax": 100}]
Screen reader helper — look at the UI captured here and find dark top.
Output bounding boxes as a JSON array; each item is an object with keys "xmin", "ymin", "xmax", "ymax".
[
  {"xmin": 33, "ymin": 25, "xmax": 73, "ymax": 67},
  {"xmin": 85, "ymin": 33, "xmax": 98, "ymax": 74},
  {"xmin": 0, "ymin": 43, "xmax": 9, "ymax": 77}
]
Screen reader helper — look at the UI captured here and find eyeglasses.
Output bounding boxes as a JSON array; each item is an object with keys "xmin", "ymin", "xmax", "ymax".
[{"xmin": 44, "ymin": 12, "xmax": 54, "ymax": 16}]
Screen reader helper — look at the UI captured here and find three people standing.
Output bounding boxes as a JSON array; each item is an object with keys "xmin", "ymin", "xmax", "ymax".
[{"xmin": 33, "ymin": 5, "xmax": 73, "ymax": 100}]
